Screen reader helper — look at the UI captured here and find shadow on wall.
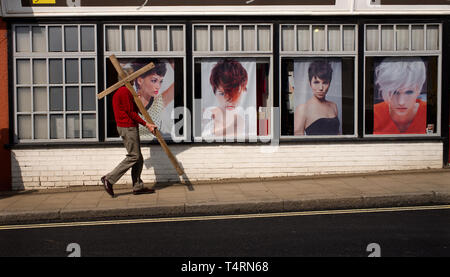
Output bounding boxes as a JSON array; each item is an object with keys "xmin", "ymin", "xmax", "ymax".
[
  {"xmin": 9, "ymin": 151, "xmax": 24, "ymax": 191},
  {"xmin": 0, "ymin": 129, "xmax": 13, "ymax": 191},
  {"xmin": 145, "ymin": 144, "xmax": 194, "ymax": 191},
  {"xmin": 2, "ymin": 130, "xmax": 40, "ymax": 193},
  {"xmin": 0, "ymin": 129, "xmax": 38, "ymax": 196}
]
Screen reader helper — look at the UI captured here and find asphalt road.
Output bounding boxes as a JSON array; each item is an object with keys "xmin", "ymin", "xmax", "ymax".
[{"xmin": 0, "ymin": 206, "xmax": 449, "ymax": 258}]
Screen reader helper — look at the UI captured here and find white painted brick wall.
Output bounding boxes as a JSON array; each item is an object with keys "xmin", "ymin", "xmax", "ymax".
[{"xmin": 10, "ymin": 142, "xmax": 443, "ymax": 190}]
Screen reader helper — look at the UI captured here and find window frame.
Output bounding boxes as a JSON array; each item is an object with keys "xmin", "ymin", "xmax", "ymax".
[
  {"xmin": 12, "ymin": 23, "xmax": 98, "ymax": 143},
  {"xmin": 363, "ymin": 23, "xmax": 443, "ymax": 138},
  {"xmin": 191, "ymin": 23, "xmax": 274, "ymax": 142},
  {"xmin": 279, "ymin": 23, "xmax": 359, "ymax": 140},
  {"xmin": 103, "ymin": 23, "xmax": 188, "ymax": 142}
]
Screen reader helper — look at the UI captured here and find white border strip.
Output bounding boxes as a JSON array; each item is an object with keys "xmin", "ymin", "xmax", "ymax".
[{"xmin": 2, "ymin": 0, "xmax": 449, "ymax": 18}]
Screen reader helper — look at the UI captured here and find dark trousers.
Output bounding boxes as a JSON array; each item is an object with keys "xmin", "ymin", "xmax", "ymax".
[{"xmin": 105, "ymin": 126, "xmax": 145, "ymax": 190}]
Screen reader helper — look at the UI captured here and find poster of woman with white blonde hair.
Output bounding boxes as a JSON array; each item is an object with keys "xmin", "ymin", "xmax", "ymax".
[{"xmin": 373, "ymin": 57, "xmax": 427, "ymax": 134}]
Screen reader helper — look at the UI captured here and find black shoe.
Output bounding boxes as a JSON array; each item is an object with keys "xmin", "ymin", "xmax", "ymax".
[
  {"xmin": 101, "ymin": 176, "xmax": 114, "ymax": 197},
  {"xmin": 133, "ymin": 187, "xmax": 155, "ymax": 195}
]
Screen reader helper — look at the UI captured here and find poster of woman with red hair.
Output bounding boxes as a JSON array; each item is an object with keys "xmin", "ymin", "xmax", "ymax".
[{"xmin": 201, "ymin": 58, "xmax": 257, "ymax": 139}]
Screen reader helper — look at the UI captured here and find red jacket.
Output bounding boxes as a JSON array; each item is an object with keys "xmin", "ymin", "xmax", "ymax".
[{"xmin": 112, "ymin": 86, "xmax": 147, "ymax": 127}]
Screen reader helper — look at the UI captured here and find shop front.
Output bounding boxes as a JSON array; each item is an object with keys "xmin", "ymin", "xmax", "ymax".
[{"xmin": 0, "ymin": 0, "xmax": 449, "ymax": 190}]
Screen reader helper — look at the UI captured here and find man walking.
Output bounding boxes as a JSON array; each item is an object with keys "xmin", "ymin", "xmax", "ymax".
[{"xmin": 101, "ymin": 85, "xmax": 157, "ymax": 197}]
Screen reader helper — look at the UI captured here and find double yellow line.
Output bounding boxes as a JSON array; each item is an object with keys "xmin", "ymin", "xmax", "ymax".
[
  {"xmin": 1, "ymin": 205, "xmax": 449, "ymax": 231},
  {"xmin": 32, "ymin": 0, "xmax": 56, "ymax": 4}
]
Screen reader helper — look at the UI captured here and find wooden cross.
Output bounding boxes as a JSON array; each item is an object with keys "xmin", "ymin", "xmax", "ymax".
[{"xmin": 97, "ymin": 55, "xmax": 185, "ymax": 177}]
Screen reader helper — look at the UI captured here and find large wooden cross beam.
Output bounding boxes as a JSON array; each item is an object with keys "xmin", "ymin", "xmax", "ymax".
[{"xmin": 97, "ymin": 55, "xmax": 185, "ymax": 177}]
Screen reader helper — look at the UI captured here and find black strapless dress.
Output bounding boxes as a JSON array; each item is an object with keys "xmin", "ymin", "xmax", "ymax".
[{"xmin": 304, "ymin": 117, "xmax": 340, "ymax": 136}]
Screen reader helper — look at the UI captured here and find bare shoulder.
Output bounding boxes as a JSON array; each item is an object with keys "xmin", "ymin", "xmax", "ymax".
[
  {"xmin": 332, "ymin": 101, "xmax": 338, "ymax": 110},
  {"xmin": 328, "ymin": 101, "xmax": 338, "ymax": 114},
  {"xmin": 295, "ymin": 103, "xmax": 308, "ymax": 116}
]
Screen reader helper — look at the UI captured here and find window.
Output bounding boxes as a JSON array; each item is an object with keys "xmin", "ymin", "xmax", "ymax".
[
  {"xmin": 104, "ymin": 24, "xmax": 186, "ymax": 141},
  {"xmin": 192, "ymin": 24, "xmax": 273, "ymax": 141},
  {"xmin": 105, "ymin": 24, "xmax": 185, "ymax": 53},
  {"xmin": 193, "ymin": 24, "xmax": 272, "ymax": 53},
  {"xmin": 280, "ymin": 24, "xmax": 358, "ymax": 138},
  {"xmin": 13, "ymin": 24, "xmax": 97, "ymax": 142},
  {"xmin": 364, "ymin": 24, "xmax": 441, "ymax": 136}
]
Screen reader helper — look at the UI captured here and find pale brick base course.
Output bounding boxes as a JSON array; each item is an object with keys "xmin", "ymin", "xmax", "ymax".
[{"xmin": 11, "ymin": 142, "xmax": 443, "ymax": 190}]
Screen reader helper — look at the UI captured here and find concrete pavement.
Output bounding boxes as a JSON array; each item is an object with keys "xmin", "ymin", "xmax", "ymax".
[{"xmin": 0, "ymin": 169, "xmax": 449, "ymax": 225}]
